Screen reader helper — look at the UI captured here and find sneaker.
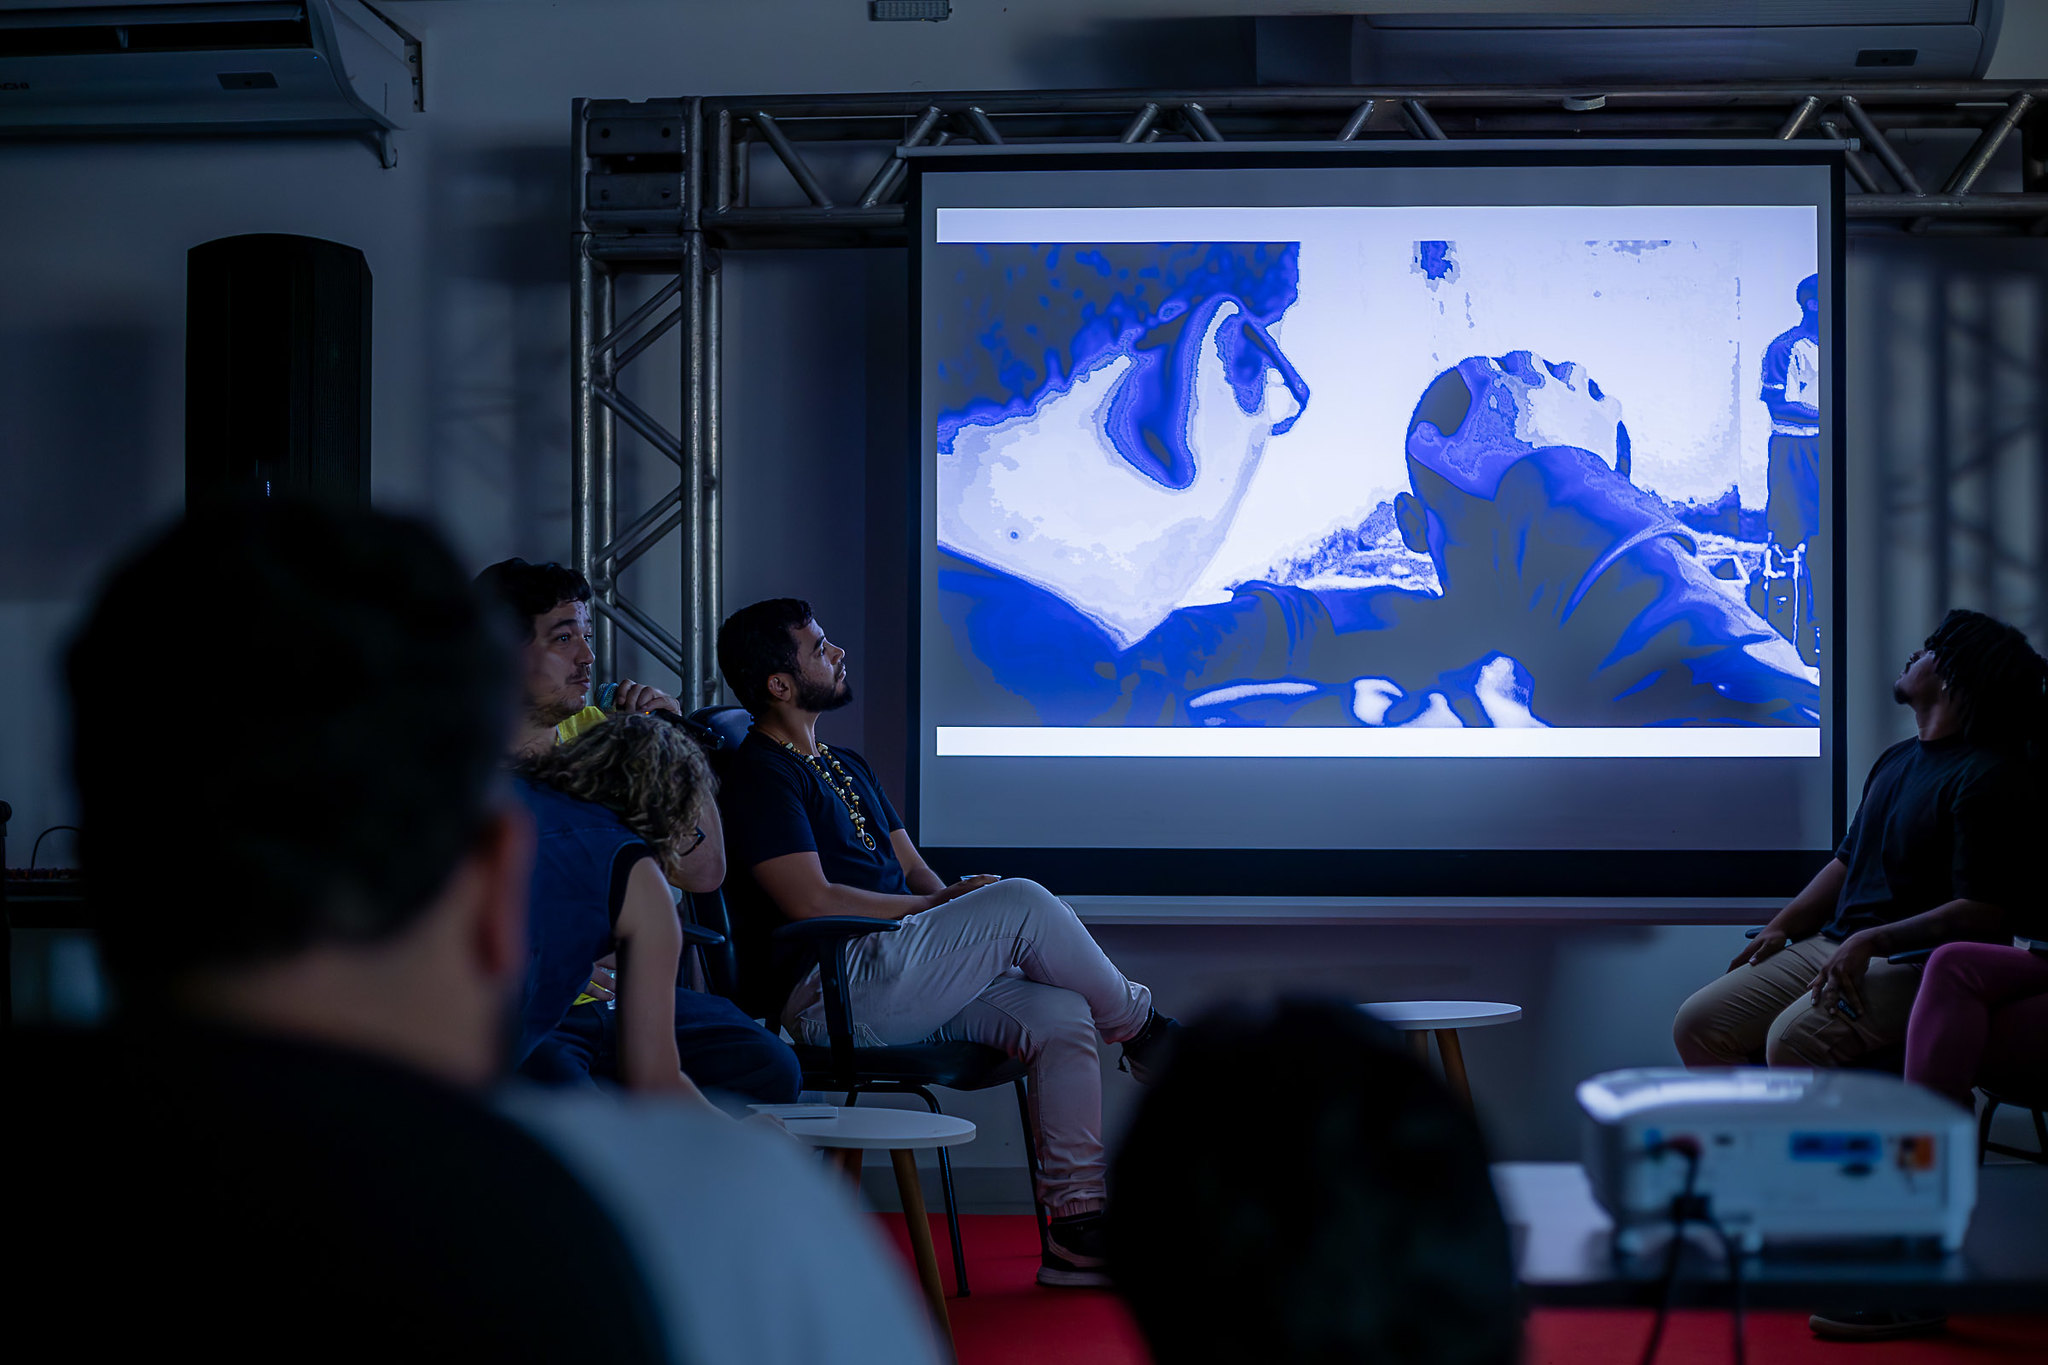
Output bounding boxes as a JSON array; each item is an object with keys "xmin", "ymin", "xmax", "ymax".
[
  {"xmin": 1117, "ymin": 1009, "xmax": 1181, "ymax": 1085},
  {"xmin": 1808, "ymin": 1309, "xmax": 1947, "ymax": 1341},
  {"xmin": 1037, "ymin": 1212, "xmax": 1111, "ymax": 1289}
]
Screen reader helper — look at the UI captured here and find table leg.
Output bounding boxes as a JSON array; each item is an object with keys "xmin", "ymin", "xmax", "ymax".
[
  {"xmin": 1408, "ymin": 1031, "xmax": 1432, "ymax": 1067},
  {"xmin": 1435, "ymin": 1028, "xmax": 1473, "ymax": 1108},
  {"xmin": 891, "ymin": 1148, "xmax": 955, "ymax": 1354},
  {"xmin": 829, "ymin": 1145, "xmax": 864, "ymax": 1186}
]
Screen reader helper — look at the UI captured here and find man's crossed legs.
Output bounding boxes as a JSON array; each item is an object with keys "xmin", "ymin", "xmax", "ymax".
[
  {"xmin": 1674, "ymin": 936, "xmax": 1923, "ymax": 1068},
  {"xmin": 784, "ymin": 878, "xmax": 1153, "ymax": 1218}
]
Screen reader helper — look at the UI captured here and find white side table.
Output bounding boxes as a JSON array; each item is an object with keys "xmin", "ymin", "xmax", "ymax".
[
  {"xmin": 1361, "ymin": 1000, "xmax": 1523, "ymax": 1108},
  {"xmin": 782, "ymin": 1107, "xmax": 977, "ymax": 1350}
]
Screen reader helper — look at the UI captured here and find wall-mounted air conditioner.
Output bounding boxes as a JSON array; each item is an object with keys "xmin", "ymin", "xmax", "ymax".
[
  {"xmin": 0, "ymin": 2, "xmax": 421, "ymax": 165},
  {"xmin": 1259, "ymin": 1, "xmax": 2005, "ymax": 86}
]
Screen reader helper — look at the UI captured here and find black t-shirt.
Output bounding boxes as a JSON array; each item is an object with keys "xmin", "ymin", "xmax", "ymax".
[
  {"xmin": 7, "ymin": 1023, "xmax": 667, "ymax": 1363},
  {"xmin": 722, "ymin": 732, "xmax": 910, "ymax": 894},
  {"xmin": 1826, "ymin": 735, "xmax": 2041, "ymax": 940},
  {"xmin": 719, "ymin": 732, "xmax": 910, "ymax": 1016}
]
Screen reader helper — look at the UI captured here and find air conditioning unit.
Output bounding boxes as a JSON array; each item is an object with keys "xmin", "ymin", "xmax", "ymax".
[
  {"xmin": 1259, "ymin": 1, "xmax": 2005, "ymax": 86},
  {"xmin": 0, "ymin": 2, "xmax": 420, "ymax": 163}
]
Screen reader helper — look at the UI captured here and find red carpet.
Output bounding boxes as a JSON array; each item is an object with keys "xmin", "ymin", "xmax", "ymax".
[{"xmin": 876, "ymin": 1214, "xmax": 2048, "ymax": 1365}]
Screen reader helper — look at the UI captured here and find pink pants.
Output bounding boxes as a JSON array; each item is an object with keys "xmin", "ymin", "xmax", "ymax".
[{"xmin": 1902, "ymin": 943, "xmax": 2048, "ymax": 1109}]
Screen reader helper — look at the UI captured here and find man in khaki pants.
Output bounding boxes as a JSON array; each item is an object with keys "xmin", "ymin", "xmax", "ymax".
[{"xmin": 1674, "ymin": 610, "xmax": 2046, "ymax": 1069}]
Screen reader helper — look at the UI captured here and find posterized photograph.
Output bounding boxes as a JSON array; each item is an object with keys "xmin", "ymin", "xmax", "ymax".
[{"xmin": 927, "ymin": 206, "xmax": 1822, "ymax": 754}]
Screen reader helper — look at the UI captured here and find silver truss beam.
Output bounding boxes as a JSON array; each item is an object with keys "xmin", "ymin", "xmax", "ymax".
[{"xmin": 571, "ymin": 83, "xmax": 2048, "ymax": 709}]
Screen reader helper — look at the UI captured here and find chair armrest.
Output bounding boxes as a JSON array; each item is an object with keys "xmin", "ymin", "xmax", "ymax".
[
  {"xmin": 773, "ymin": 917, "xmax": 903, "ymax": 950},
  {"xmin": 1887, "ymin": 947, "xmax": 1935, "ymax": 966},
  {"xmin": 681, "ymin": 922, "xmax": 726, "ymax": 949},
  {"xmin": 771, "ymin": 918, "xmax": 901, "ymax": 1083},
  {"xmin": 1744, "ymin": 926, "xmax": 1764, "ymax": 939}
]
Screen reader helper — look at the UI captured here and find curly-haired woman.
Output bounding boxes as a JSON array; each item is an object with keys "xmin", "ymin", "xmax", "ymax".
[{"xmin": 512, "ymin": 714, "xmax": 798, "ymax": 1103}]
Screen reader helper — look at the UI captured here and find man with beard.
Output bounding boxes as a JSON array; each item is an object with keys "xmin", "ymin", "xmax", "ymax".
[
  {"xmin": 715, "ymin": 597, "xmax": 1177, "ymax": 1288},
  {"xmin": 1673, "ymin": 609, "xmax": 2047, "ymax": 1071},
  {"xmin": 474, "ymin": 557, "xmax": 801, "ymax": 1106}
]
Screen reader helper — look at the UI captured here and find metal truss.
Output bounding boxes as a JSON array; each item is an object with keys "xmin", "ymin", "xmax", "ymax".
[{"xmin": 571, "ymin": 82, "xmax": 2048, "ymax": 705}]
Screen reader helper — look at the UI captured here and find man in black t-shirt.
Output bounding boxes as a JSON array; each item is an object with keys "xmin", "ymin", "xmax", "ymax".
[
  {"xmin": 1674, "ymin": 609, "xmax": 2047, "ymax": 1070},
  {"xmin": 716, "ymin": 598, "xmax": 1179, "ymax": 1289}
]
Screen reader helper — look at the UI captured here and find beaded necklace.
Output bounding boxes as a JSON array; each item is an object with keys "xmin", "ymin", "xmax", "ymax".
[{"xmin": 773, "ymin": 735, "xmax": 877, "ymax": 851}]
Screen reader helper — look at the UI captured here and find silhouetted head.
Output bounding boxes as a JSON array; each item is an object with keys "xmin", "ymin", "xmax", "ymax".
[
  {"xmin": 70, "ymin": 500, "xmax": 519, "ymax": 1005},
  {"xmin": 1110, "ymin": 997, "xmax": 1518, "ymax": 1365},
  {"xmin": 1796, "ymin": 272, "xmax": 1819, "ymax": 321},
  {"xmin": 1896, "ymin": 609, "xmax": 2048, "ymax": 750}
]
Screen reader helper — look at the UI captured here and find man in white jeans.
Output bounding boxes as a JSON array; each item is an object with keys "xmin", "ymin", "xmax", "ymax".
[{"xmin": 715, "ymin": 598, "xmax": 1177, "ymax": 1288}]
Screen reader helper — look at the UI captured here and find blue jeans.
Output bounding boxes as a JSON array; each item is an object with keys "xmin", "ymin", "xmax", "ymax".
[{"xmin": 523, "ymin": 988, "xmax": 801, "ymax": 1105}]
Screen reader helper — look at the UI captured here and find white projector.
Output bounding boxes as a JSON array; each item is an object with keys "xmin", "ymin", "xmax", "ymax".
[{"xmin": 1578, "ymin": 1068, "xmax": 1977, "ymax": 1253}]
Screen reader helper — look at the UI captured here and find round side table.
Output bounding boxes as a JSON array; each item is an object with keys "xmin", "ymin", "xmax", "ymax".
[
  {"xmin": 1360, "ymin": 1000, "xmax": 1523, "ymax": 1108},
  {"xmin": 783, "ymin": 1107, "xmax": 977, "ymax": 1350}
]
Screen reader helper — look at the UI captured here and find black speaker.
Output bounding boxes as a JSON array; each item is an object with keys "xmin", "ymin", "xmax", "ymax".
[{"xmin": 185, "ymin": 234, "xmax": 371, "ymax": 507}]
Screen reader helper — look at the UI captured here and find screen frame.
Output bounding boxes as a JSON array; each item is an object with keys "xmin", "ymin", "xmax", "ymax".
[{"xmin": 905, "ymin": 142, "xmax": 1847, "ymax": 901}]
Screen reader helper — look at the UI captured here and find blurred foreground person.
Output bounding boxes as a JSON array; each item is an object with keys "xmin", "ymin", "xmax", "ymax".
[
  {"xmin": 11, "ymin": 502, "xmax": 939, "ymax": 1365},
  {"xmin": 1109, "ymin": 998, "xmax": 1519, "ymax": 1365}
]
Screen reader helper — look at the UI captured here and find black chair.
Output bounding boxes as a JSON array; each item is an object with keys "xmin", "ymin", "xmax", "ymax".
[{"xmin": 684, "ymin": 706, "xmax": 1050, "ymax": 1298}]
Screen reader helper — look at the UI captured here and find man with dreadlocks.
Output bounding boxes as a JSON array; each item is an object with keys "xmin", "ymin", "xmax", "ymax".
[{"xmin": 1674, "ymin": 609, "xmax": 2048, "ymax": 1071}]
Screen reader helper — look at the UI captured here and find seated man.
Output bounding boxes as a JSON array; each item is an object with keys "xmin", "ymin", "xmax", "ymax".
[
  {"xmin": 1674, "ymin": 609, "xmax": 2046, "ymax": 1069},
  {"xmin": 14, "ymin": 502, "xmax": 942, "ymax": 1365},
  {"xmin": 715, "ymin": 597, "xmax": 1177, "ymax": 1287},
  {"xmin": 477, "ymin": 557, "xmax": 800, "ymax": 1106},
  {"xmin": 1108, "ymin": 998, "xmax": 1519, "ymax": 1365}
]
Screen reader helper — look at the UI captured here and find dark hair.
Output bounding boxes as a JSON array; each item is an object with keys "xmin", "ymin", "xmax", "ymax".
[
  {"xmin": 1925, "ymin": 609, "xmax": 2048, "ymax": 754},
  {"xmin": 474, "ymin": 558, "xmax": 591, "ymax": 640},
  {"xmin": 1109, "ymin": 997, "xmax": 1519, "ymax": 1365},
  {"xmin": 716, "ymin": 598, "xmax": 813, "ymax": 714},
  {"xmin": 67, "ymin": 500, "xmax": 515, "ymax": 997}
]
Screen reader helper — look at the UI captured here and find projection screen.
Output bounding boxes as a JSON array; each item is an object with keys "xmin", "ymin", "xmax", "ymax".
[{"xmin": 910, "ymin": 146, "xmax": 1844, "ymax": 900}]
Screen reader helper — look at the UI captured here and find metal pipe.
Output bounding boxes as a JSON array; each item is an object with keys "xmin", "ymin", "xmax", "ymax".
[
  {"xmin": 1819, "ymin": 117, "xmax": 1883, "ymax": 192},
  {"xmin": 1120, "ymin": 102, "xmax": 1160, "ymax": 143},
  {"xmin": 592, "ymin": 598, "xmax": 686, "ymax": 679},
  {"xmin": 594, "ymin": 275, "xmax": 681, "ymax": 355},
  {"xmin": 703, "ymin": 250, "xmax": 724, "ymax": 708},
  {"xmin": 715, "ymin": 107, "xmax": 732, "ymax": 212},
  {"xmin": 860, "ymin": 105, "xmax": 943, "ymax": 206},
  {"xmin": 611, "ymin": 592, "xmax": 689, "ymax": 661},
  {"xmin": 594, "ymin": 269, "xmax": 618, "ymax": 680},
  {"xmin": 1943, "ymin": 91, "xmax": 2035, "ymax": 195},
  {"xmin": 1403, "ymin": 99, "xmax": 1447, "ymax": 140},
  {"xmin": 1336, "ymin": 100, "xmax": 1376, "ymax": 141},
  {"xmin": 1844, "ymin": 192, "xmax": 2048, "ymax": 216},
  {"xmin": 1183, "ymin": 102, "xmax": 1224, "ymax": 142},
  {"xmin": 965, "ymin": 106, "xmax": 1003, "ymax": 144},
  {"xmin": 684, "ymin": 228, "xmax": 709, "ymax": 707},
  {"xmin": 571, "ymin": 239, "xmax": 599, "ymax": 637},
  {"xmin": 1775, "ymin": 94, "xmax": 1822, "ymax": 140},
  {"xmin": 1841, "ymin": 96, "xmax": 1925, "ymax": 195},
  {"xmin": 752, "ymin": 110, "xmax": 835, "ymax": 206},
  {"xmin": 593, "ymin": 383, "xmax": 686, "ymax": 465},
  {"xmin": 614, "ymin": 303, "xmax": 683, "ymax": 371},
  {"xmin": 594, "ymin": 484, "xmax": 684, "ymax": 579}
]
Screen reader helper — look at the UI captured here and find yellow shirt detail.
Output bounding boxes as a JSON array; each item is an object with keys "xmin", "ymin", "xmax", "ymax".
[{"xmin": 554, "ymin": 705, "xmax": 608, "ymax": 746}]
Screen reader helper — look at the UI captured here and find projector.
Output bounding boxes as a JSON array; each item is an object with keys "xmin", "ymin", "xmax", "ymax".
[{"xmin": 1578, "ymin": 1068, "xmax": 1976, "ymax": 1253}]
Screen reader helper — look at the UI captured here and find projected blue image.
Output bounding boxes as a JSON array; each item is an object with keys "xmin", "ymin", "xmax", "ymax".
[{"xmin": 931, "ymin": 224, "xmax": 1823, "ymax": 734}]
